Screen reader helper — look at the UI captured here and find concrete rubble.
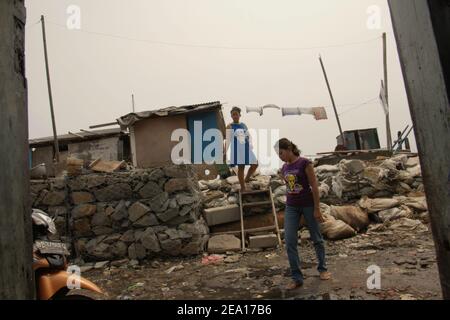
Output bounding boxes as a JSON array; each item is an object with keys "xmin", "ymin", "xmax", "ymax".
[{"xmin": 199, "ymin": 154, "xmax": 429, "ymax": 248}]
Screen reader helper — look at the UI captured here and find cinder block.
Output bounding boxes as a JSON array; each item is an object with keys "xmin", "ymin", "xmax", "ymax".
[
  {"xmin": 248, "ymin": 234, "xmax": 278, "ymax": 249},
  {"xmin": 203, "ymin": 205, "xmax": 241, "ymax": 226},
  {"xmin": 208, "ymin": 235, "xmax": 241, "ymax": 253}
]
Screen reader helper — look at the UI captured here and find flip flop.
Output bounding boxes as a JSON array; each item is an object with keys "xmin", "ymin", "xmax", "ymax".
[
  {"xmin": 286, "ymin": 281, "xmax": 303, "ymax": 290},
  {"xmin": 320, "ymin": 272, "xmax": 332, "ymax": 281}
]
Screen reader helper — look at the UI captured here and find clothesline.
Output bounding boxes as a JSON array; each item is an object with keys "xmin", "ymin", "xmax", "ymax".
[
  {"xmin": 222, "ymin": 96, "xmax": 381, "ymax": 119},
  {"xmin": 245, "ymin": 105, "xmax": 328, "ymax": 121}
]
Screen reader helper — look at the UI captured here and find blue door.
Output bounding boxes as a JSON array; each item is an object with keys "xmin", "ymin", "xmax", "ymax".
[{"xmin": 187, "ymin": 111, "xmax": 219, "ymax": 164}]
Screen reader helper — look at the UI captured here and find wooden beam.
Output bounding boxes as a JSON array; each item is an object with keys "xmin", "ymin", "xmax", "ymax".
[
  {"xmin": 0, "ymin": 1, "xmax": 34, "ymax": 299},
  {"xmin": 383, "ymin": 33, "xmax": 393, "ymax": 151},
  {"xmin": 211, "ymin": 226, "xmax": 276, "ymax": 237},
  {"xmin": 41, "ymin": 15, "xmax": 60, "ymax": 163},
  {"xmin": 80, "ymin": 129, "xmax": 100, "ymax": 136},
  {"xmin": 89, "ymin": 122, "xmax": 119, "ymax": 129},
  {"xmin": 319, "ymin": 55, "xmax": 345, "ymax": 147},
  {"xmin": 388, "ymin": 0, "xmax": 450, "ymax": 299}
]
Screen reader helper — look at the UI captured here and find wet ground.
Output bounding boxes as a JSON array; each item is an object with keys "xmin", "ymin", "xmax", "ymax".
[{"xmin": 84, "ymin": 226, "xmax": 442, "ymax": 300}]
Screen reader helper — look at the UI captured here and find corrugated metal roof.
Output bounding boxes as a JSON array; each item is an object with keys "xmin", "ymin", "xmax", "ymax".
[
  {"xmin": 117, "ymin": 101, "xmax": 222, "ymax": 127},
  {"xmin": 29, "ymin": 128, "xmax": 124, "ymax": 147}
]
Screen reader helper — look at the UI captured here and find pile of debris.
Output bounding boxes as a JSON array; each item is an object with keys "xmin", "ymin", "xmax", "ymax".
[
  {"xmin": 316, "ymin": 154, "xmax": 423, "ymax": 204},
  {"xmin": 199, "ymin": 154, "xmax": 428, "ymax": 244}
]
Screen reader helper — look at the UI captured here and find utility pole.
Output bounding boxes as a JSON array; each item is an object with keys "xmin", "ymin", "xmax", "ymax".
[
  {"xmin": 389, "ymin": 0, "xmax": 450, "ymax": 299},
  {"xmin": 41, "ymin": 15, "xmax": 60, "ymax": 162},
  {"xmin": 0, "ymin": 1, "xmax": 34, "ymax": 299},
  {"xmin": 383, "ymin": 32, "xmax": 393, "ymax": 151},
  {"xmin": 319, "ymin": 55, "xmax": 345, "ymax": 147}
]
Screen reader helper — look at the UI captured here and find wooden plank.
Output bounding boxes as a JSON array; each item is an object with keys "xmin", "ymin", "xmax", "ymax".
[
  {"xmin": 89, "ymin": 122, "xmax": 118, "ymax": 129},
  {"xmin": 211, "ymin": 226, "xmax": 276, "ymax": 237},
  {"xmin": 388, "ymin": 0, "xmax": 450, "ymax": 299},
  {"xmin": 270, "ymin": 187, "xmax": 283, "ymax": 247},
  {"xmin": 238, "ymin": 190, "xmax": 245, "ymax": 251},
  {"xmin": 66, "ymin": 157, "xmax": 84, "ymax": 166},
  {"xmin": 0, "ymin": 0, "xmax": 34, "ymax": 299},
  {"xmin": 241, "ymin": 189, "xmax": 270, "ymax": 196},
  {"xmin": 90, "ymin": 160, "xmax": 125, "ymax": 173},
  {"xmin": 88, "ymin": 158, "xmax": 101, "ymax": 169},
  {"xmin": 316, "ymin": 150, "xmax": 375, "ymax": 155},
  {"xmin": 242, "ymin": 201, "xmax": 272, "ymax": 208}
]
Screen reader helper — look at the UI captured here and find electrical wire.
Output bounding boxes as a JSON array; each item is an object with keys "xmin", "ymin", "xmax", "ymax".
[
  {"xmin": 45, "ymin": 20, "xmax": 381, "ymax": 52},
  {"xmin": 25, "ymin": 19, "xmax": 41, "ymax": 30},
  {"xmin": 338, "ymin": 97, "xmax": 380, "ymax": 116},
  {"xmin": 34, "ymin": 18, "xmax": 383, "ymax": 117}
]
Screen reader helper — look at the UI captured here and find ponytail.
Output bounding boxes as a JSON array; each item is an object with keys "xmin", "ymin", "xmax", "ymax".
[
  {"xmin": 275, "ymin": 138, "xmax": 301, "ymax": 156},
  {"xmin": 291, "ymin": 142, "xmax": 300, "ymax": 156}
]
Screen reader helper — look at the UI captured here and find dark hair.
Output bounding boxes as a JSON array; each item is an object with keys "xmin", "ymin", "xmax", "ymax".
[
  {"xmin": 275, "ymin": 138, "xmax": 301, "ymax": 156},
  {"xmin": 231, "ymin": 107, "xmax": 241, "ymax": 115}
]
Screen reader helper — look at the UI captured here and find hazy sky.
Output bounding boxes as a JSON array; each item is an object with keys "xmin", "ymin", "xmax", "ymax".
[{"xmin": 25, "ymin": 0, "xmax": 416, "ymax": 156}]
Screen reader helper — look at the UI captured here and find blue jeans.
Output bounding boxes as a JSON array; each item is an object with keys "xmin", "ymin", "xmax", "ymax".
[{"xmin": 284, "ymin": 205, "xmax": 327, "ymax": 284}]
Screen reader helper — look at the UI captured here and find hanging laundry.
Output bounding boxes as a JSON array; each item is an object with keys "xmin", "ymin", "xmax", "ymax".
[
  {"xmin": 262, "ymin": 104, "xmax": 281, "ymax": 111},
  {"xmin": 245, "ymin": 104, "xmax": 328, "ymax": 121},
  {"xmin": 282, "ymin": 107, "xmax": 301, "ymax": 117},
  {"xmin": 299, "ymin": 108, "xmax": 314, "ymax": 116},
  {"xmin": 297, "ymin": 107, "xmax": 328, "ymax": 120},
  {"xmin": 379, "ymin": 81, "xmax": 389, "ymax": 115},
  {"xmin": 246, "ymin": 106, "xmax": 263, "ymax": 116},
  {"xmin": 312, "ymin": 107, "xmax": 328, "ymax": 120}
]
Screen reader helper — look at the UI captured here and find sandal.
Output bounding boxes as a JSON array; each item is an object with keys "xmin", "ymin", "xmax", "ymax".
[
  {"xmin": 320, "ymin": 271, "xmax": 332, "ymax": 281},
  {"xmin": 286, "ymin": 281, "xmax": 303, "ymax": 290}
]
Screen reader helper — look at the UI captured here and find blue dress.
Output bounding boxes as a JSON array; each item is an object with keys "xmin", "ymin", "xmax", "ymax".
[{"xmin": 229, "ymin": 122, "xmax": 258, "ymax": 167}]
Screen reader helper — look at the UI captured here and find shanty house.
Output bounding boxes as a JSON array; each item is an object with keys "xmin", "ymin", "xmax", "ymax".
[
  {"xmin": 117, "ymin": 101, "xmax": 226, "ymax": 168},
  {"xmin": 29, "ymin": 128, "xmax": 130, "ymax": 177}
]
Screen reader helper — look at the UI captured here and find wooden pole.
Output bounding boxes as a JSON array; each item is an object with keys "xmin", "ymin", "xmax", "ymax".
[
  {"xmin": 319, "ymin": 55, "xmax": 345, "ymax": 147},
  {"xmin": 41, "ymin": 15, "xmax": 60, "ymax": 162},
  {"xmin": 89, "ymin": 122, "xmax": 119, "ymax": 129},
  {"xmin": 388, "ymin": 0, "xmax": 450, "ymax": 299},
  {"xmin": 132, "ymin": 94, "xmax": 135, "ymax": 113},
  {"xmin": 0, "ymin": 1, "xmax": 35, "ymax": 299},
  {"xmin": 383, "ymin": 33, "xmax": 393, "ymax": 151}
]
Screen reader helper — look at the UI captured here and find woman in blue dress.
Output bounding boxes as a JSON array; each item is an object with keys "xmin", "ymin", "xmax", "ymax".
[{"xmin": 225, "ymin": 107, "xmax": 258, "ymax": 192}]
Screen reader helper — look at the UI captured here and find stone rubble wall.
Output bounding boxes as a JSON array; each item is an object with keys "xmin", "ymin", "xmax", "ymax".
[{"xmin": 30, "ymin": 165, "xmax": 209, "ymax": 262}]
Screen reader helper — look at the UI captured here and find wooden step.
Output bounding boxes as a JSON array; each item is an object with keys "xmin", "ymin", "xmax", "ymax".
[
  {"xmin": 241, "ymin": 189, "xmax": 270, "ymax": 196},
  {"xmin": 242, "ymin": 201, "xmax": 272, "ymax": 208},
  {"xmin": 211, "ymin": 226, "xmax": 276, "ymax": 237}
]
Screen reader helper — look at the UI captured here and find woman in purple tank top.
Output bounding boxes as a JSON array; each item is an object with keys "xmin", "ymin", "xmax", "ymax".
[{"xmin": 275, "ymin": 138, "xmax": 332, "ymax": 290}]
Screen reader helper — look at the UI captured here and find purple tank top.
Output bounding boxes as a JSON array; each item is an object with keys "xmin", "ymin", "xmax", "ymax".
[{"xmin": 281, "ymin": 157, "xmax": 314, "ymax": 207}]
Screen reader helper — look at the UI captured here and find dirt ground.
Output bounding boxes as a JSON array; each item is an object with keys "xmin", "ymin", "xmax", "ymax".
[{"xmin": 84, "ymin": 225, "xmax": 442, "ymax": 300}]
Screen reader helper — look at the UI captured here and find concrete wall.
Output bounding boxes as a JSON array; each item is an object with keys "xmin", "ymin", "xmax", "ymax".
[
  {"xmin": 133, "ymin": 115, "xmax": 188, "ymax": 168},
  {"xmin": 69, "ymin": 136, "xmax": 120, "ymax": 162},
  {"xmin": 31, "ymin": 136, "xmax": 123, "ymax": 177},
  {"xmin": 0, "ymin": 0, "xmax": 34, "ymax": 299}
]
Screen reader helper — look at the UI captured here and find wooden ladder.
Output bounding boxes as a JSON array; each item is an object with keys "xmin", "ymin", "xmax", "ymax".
[{"xmin": 238, "ymin": 188, "xmax": 283, "ymax": 252}]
